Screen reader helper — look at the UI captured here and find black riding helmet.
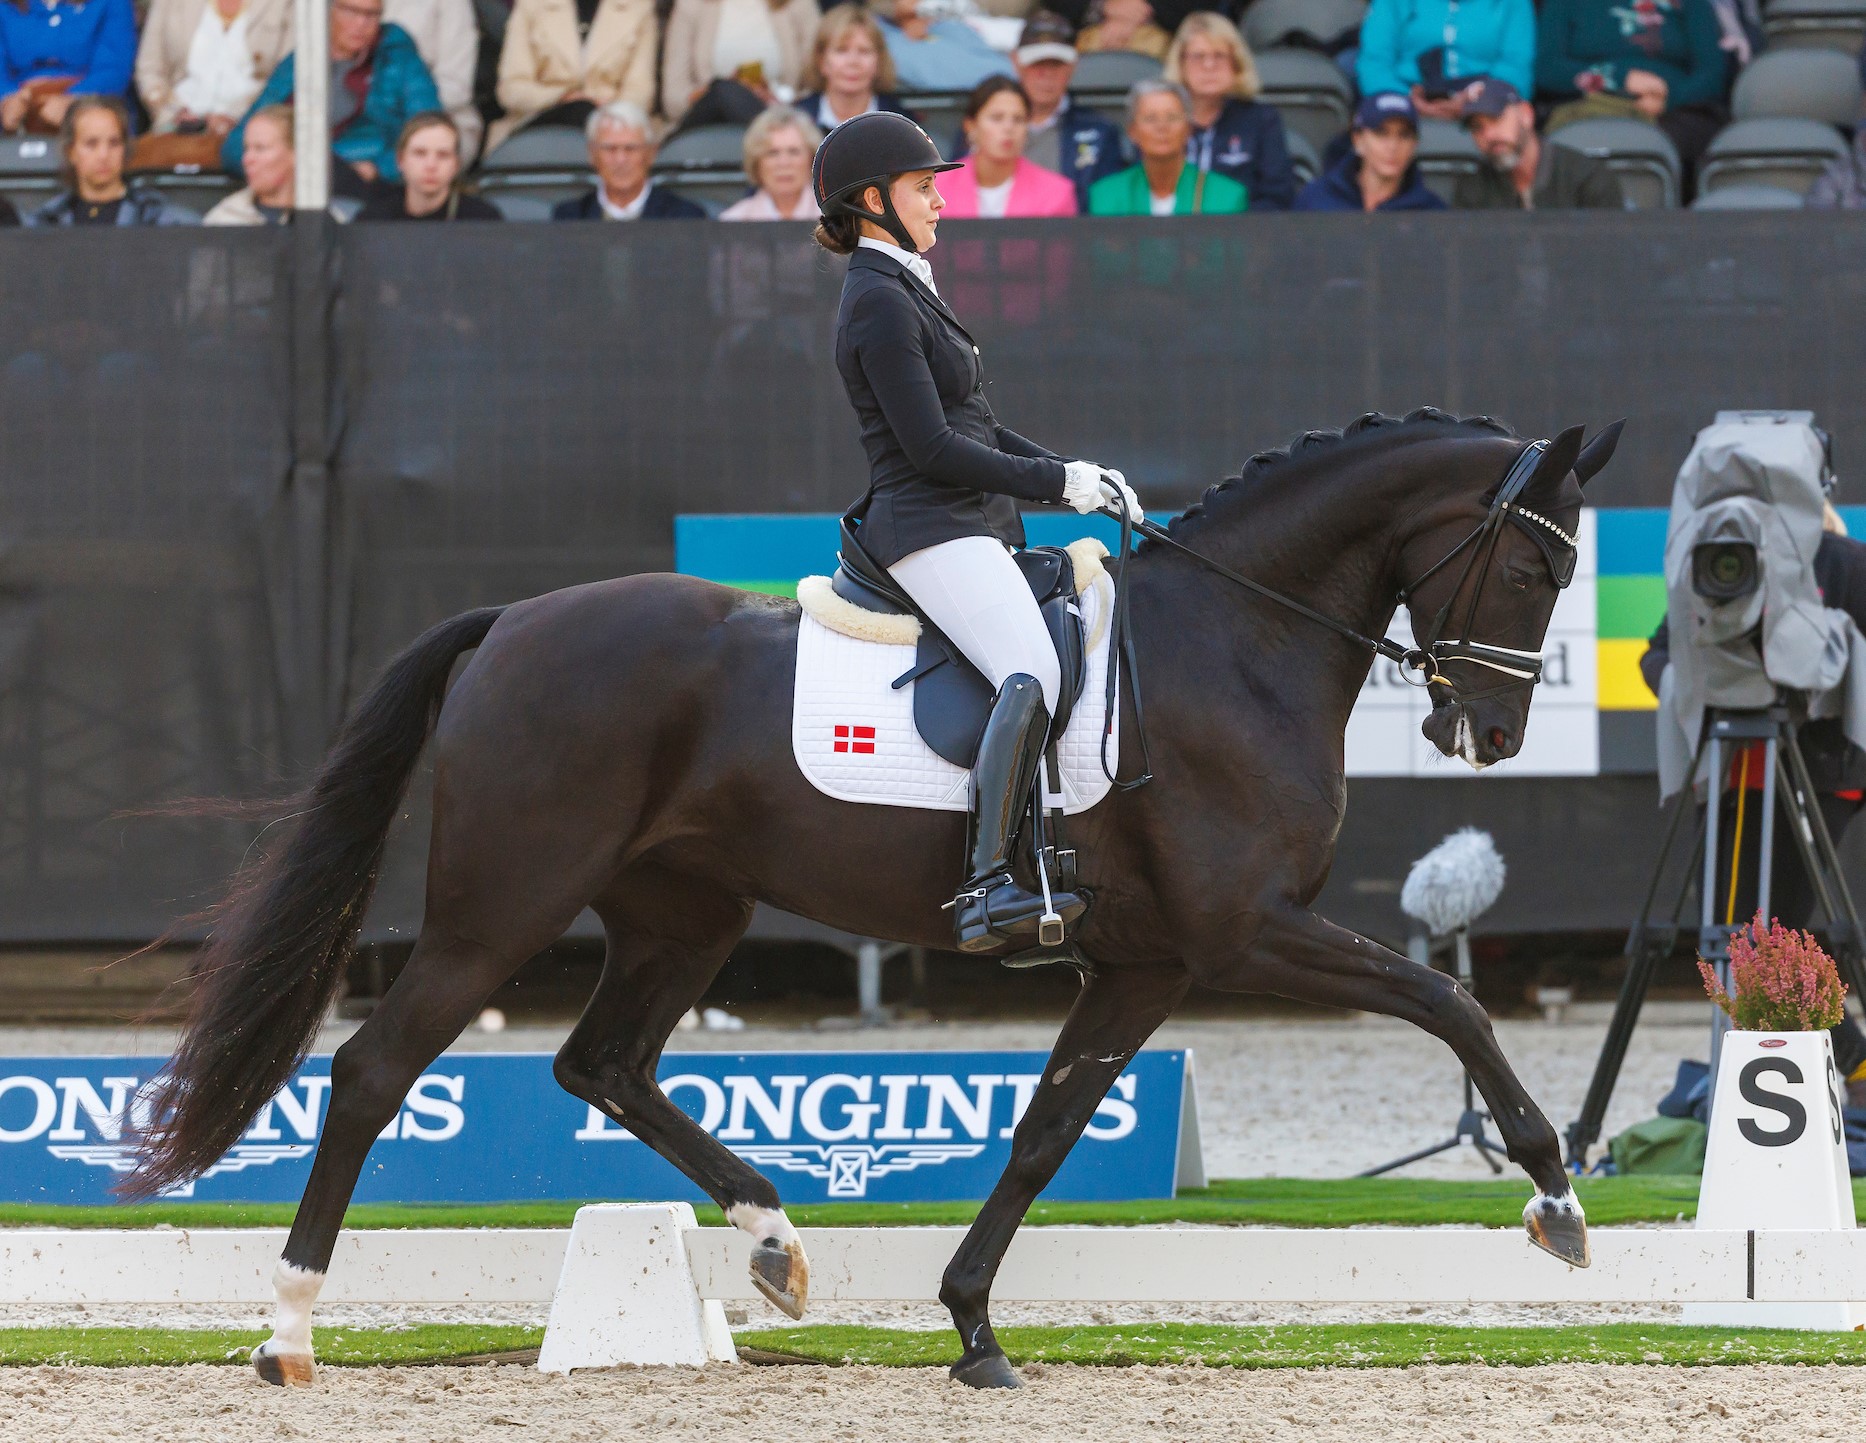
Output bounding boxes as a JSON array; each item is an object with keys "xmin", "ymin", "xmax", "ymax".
[{"xmin": 811, "ymin": 111, "xmax": 961, "ymax": 253}]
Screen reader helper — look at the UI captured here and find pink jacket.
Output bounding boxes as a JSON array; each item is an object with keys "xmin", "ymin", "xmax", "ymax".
[{"xmin": 938, "ymin": 156, "xmax": 1078, "ymax": 218}]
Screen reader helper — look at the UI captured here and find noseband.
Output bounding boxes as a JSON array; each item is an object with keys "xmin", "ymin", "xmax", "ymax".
[{"xmin": 1100, "ymin": 439, "xmax": 1576, "ymax": 787}]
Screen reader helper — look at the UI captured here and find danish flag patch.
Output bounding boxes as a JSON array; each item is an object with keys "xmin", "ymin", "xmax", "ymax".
[{"xmin": 833, "ymin": 724, "xmax": 876, "ymax": 755}]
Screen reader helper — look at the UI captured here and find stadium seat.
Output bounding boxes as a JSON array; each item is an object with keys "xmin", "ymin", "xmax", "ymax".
[
  {"xmin": 1730, "ymin": 46, "xmax": 1863, "ymax": 124},
  {"xmin": 1414, "ymin": 117, "xmax": 1481, "ymax": 203},
  {"xmin": 1690, "ymin": 180, "xmax": 1807, "ymax": 207},
  {"xmin": 475, "ymin": 171, "xmax": 593, "ymax": 207},
  {"xmin": 1697, "ymin": 116, "xmax": 1849, "ymax": 194},
  {"xmin": 485, "ymin": 191, "xmax": 554, "ymax": 221},
  {"xmin": 1284, "ymin": 128, "xmax": 1320, "ymax": 185},
  {"xmin": 1243, "ymin": 0, "xmax": 1366, "ymax": 55},
  {"xmin": 900, "ymin": 93, "xmax": 965, "ymax": 153},
  {"xmin": 1543, "ymin": 116, "xmax": 1681, "ymax": 207},
  {"xmin": 1254, "ymin": 47, "xmax": 1355, "ymax": 154},
  {"xmin": 479, "ymin": 124, "xmax": 591, "ymax": 171},
  {"xmin": 1070, "ymin": 49, "xmax": 1163, "ymax": 97},
  {"xmin": 141, "ymin": 169, "xmax": 235, "ymax": 216},
  {"xmin": 655, "ymin": 123, "xmax": 748, "ymax": 171},
  {"xmin": 654, "ymin": 178, "xmax": 728, "ymax": 215},
  {"xmin": 1763, "ymin": 0, "xmax": 1866, "ymax": 53},
  {"xmin": 0, "ymin": 133, "xmax": 60, "ymax": 211}
]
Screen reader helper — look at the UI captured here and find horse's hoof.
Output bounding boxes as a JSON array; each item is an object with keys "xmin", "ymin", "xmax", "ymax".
[
  {"xmin": 1524, "ymin": 1190, "xmax": 1591, "ymax": 1268},
  {"xmin": 749, "ymin": 1235, "xmax": 810, "ymax": 1320},
  {"xmin": 251, "ymin": 1341, "xmax": 315, "ymax": 1387},
  {"xmin": 950, "ymin": 1352, "xmax": 1022, "ymax": 1389}
]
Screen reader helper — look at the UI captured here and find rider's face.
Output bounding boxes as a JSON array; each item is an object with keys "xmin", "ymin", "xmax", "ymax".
[{"xmin": 866, "ymin": 168, "xmax": 945, "ymax": 251}]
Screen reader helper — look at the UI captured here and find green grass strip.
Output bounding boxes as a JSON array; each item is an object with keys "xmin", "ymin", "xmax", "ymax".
[
  {"xmin": 0, "ymin": 1177, "xmax": 1717, "ymax": 1233},
  {"xmin": 0, "ymin": 1325, "xmax": 545, "ymax": 1368},
  {"xmin": 740, "ymin": 1322, "xmax": 1866, "ymax": 1370}
]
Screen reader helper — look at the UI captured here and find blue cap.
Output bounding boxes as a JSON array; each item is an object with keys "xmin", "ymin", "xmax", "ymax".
[
  {"xmin": 1353, "ymin": 91, "xmax": 1419, "ymax": 132},
  {"xmin": 1461, "ymin": 77, "xmax": 1524, "ymax": 120}
]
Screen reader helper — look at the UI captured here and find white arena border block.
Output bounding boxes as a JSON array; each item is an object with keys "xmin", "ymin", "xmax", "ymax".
[{"xmin": 537, "ymin": 1203, "xmax": 736, "ymax": 1373}]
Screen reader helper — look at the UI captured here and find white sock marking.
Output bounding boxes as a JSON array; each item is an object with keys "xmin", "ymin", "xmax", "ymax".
[
  {"xmin": 264, "ymin": 1260, "xmax": 325, "ymax": 1356},
  {"xmin": 726, "ymin": 1203, "xmax": 799, "ymax": 1248}
]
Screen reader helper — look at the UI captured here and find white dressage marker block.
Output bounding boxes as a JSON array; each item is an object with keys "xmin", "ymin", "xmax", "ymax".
[
  {"xmin": 537, "ymin": 1203, "xmax": 736, "ymax": 1374},
  {"xmin": 1687, "ymin": 1030, "xmax": 1859, "ymax": 1330}
]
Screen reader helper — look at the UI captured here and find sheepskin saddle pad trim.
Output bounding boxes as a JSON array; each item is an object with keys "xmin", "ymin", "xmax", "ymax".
[{"xmin": 796, "ymin": 537, "xmax": 1110, "ymax": 646}]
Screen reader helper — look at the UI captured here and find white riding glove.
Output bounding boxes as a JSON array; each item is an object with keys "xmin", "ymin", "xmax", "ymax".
[
  {"xmin": 1098, "ymin": 469, "xmax": 1143, "ymax": 522},
  {"xmin": 1063, "ymin": 460, "xmax": 1139, "ymax": 517}
]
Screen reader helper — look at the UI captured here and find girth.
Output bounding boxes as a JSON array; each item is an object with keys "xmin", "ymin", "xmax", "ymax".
[{"xmin": 834, "ymin": 518, "xmax": 1089, "ymax": 767}]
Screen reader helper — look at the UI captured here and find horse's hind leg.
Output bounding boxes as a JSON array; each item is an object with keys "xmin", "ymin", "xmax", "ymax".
[
  {"xmin": 941, "ymin": 961, "xmax": 1190, "ymax": 1389},
  {"xmin": 251, "ymin": 922, "xmax": 541, "ymax": 1385},
  {"xmin": 553, "ymin": 873, "xmax": 812, "ymax": 1317},
  {"xmin": 1189, "ymin": 904, "xmax": 1587, "ymax": 1266}
]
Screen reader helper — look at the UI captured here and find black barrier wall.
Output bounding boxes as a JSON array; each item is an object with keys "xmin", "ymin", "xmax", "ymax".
[{"xmin": 6, "ymin": 214, "xmax": 1866, "ymax": 942}]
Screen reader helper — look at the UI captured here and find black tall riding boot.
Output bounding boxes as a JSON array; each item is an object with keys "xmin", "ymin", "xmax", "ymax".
[{"xmin": 950, "ymin": 674, "xmax": 1086, "ymax": 953}]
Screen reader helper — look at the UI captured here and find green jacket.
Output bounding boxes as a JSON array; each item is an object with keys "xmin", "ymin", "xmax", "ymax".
[
  {"xmin": 1535, "ymin": 0, "xmax": 1727, "ymax": 110},
  {"xmin": 1453, "ymin": 140, "xmax": 1627, "ymax": 210},
  {"xmin": 1087, "ymin": 164, "xmax": 1249, "ymax": 216}
]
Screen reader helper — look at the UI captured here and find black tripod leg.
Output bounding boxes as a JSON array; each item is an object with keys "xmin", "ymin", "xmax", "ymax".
[
  {"xmin": 1357, "ymin": 1137, "xmax": 1463, "ymax": 1178},
  {"xmin": 1565, "ymin": 784, "xmax": 1701, "ymax": 1169}
]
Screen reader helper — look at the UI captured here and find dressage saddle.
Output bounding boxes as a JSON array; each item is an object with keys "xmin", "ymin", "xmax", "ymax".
[{"xmin": 833, "ymin": 518, "xmax": 1089, "ymax": 768}]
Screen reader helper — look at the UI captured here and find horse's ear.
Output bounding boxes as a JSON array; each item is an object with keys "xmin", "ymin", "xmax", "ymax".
[
  {"xmin": 1525, "ymin": 424, "xmax": 1586, "ymax": 500},
  {"xmin": 1572, "ymin": 419, "xmax": 1625, "ymax": 489}
]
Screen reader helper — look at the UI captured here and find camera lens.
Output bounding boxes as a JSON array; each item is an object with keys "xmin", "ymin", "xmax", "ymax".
[{"xmin": 1692, "ymin": 541, "xmax": 1759, "ymax": 602}]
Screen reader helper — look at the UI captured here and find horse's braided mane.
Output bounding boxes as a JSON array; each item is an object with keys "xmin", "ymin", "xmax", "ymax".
[{"xmin": 1147, "ymin": 407, "xmax": 1518, "ymax": 549}]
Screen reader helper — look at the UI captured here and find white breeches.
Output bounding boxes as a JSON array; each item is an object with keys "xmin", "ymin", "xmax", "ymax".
[{"xmin": 888, "ymin": 535, "xmax": 1061, "ymax": 714}]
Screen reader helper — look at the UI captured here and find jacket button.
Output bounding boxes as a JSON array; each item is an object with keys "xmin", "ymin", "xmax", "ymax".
[{"xmin": 973, "ymin": 346, "xmax": 980, "ymax": 355}]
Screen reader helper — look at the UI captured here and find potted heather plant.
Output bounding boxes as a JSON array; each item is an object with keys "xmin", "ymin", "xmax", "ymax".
[{"xmin": 1698, "ymin": 913, "xmax": 1848, "ymax": 1033}]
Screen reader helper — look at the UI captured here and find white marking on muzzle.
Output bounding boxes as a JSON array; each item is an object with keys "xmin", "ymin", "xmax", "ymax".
[{"xmin": 1454, "ymin": 712, "xmax": 1491, "ymax": 772}]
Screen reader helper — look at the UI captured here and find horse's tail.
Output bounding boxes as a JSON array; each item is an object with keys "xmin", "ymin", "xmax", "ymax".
[{"xmin": 124, "ymin": 606, "xmax": 507, "ymax": 1199}]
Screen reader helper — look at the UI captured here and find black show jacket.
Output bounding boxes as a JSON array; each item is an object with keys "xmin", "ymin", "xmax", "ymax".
[{"xmin": 836, "ymin": 245, "xmax": 1068, "ymax": 567}]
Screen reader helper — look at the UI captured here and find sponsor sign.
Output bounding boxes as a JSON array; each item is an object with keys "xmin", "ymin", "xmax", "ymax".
[{"xmin": 0, "ymin": 1051, "xmax": 1201, "ymax": 1205}]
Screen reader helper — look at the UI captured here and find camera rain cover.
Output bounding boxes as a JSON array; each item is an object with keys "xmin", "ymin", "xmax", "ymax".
[{"xmin": 1656, "ymin": 417, "xmax": 1866, "ymax": 796}]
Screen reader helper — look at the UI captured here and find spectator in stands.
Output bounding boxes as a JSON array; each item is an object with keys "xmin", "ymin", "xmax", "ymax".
[
  {"xmin": 795, "ymin": 5, "xmax": 913, "ymax": 130},
  {"xmin": 1806, "ymin": 127, "xmax": 1866, "ymax": 208},
  {"xmin": 29, "ymin": 96, "xmax": 194, "ymax": 223},
  {"xmin": 223, "ymin": 0, "xmax": 441, "ymax": 197},
  {"xmin": 1163, "ymin": 12, "xmax": 1295, "ymax": 210},
  {"xmin": 940, "ymin": 74, "xmax": 1075, "ymax": 214},
  {"xmin": 662, "ymin": 0, "xmax": 822, "ymax": 133},
  {"xmin": 358, "ymin": 109, "xmax": 500, "ymax": 217},
  {"xmin": 1075, "ymin": 0, "xmax": 1168, "ymax": 59},
  {"xmin": 0, "ymin": 0, "xmax": 134, "ymax": 134},
  {"xmin": 1088, "ymin": 76, "xmax": 1245, "ymax": 212},
  {"xmin": 204, "ymin": 101, "xmax": 296, "ymax": 221},
  {"xmin": 867, "ymin": 0, "xmax": 1013, "ymax": 93},
  {"xmin": 1455, "ymin": 77, "xmax": 1623, "ymax": 208},
  {"xmin": 1536, "ymin": 0, "xmax": 1728, "ymax": 177},
  {"xmin": 719, "ymin": 103, "xmax": 821, "ymax": 217},
  {"xmin": 1355, "ymin": 0, "xmax": 1535, "ymax": 121},
  {"xmin": 553, "ymin": 98, "xmax": 707, "ymax": 217},
  {"xmin": 989, "ymin": 11, "xmax": 1123, "ymax": 209},
  {"xmin": 1293, "ymin": 90, "xmax": 1445, "ymax": 211},
  {"xmin": 488, "ymin": 0, "xmax": 655, "ymax": 153},
  {"xmin": 385, "ymin": 0, "xmax": 484, "ymax": 161},
  {"xmin": 136, "ymin": 0, "xmax": 290, "ymax": 158}
]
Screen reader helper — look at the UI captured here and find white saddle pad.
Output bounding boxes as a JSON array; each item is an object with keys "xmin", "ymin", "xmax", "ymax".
[{"xmin": 791, "ymin": 575, "xmax": 1119, "ymax": 813}]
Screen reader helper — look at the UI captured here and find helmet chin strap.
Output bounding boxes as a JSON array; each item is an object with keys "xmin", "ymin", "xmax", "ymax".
[{"xmin": 843, "ymin": 185, "xmax": 919, "ymax": 253}]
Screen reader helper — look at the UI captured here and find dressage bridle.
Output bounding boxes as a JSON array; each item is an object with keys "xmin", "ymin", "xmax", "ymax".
[{"xmin": 1098, "ymin": 439, "xmax": 1579, "ymax": 788}]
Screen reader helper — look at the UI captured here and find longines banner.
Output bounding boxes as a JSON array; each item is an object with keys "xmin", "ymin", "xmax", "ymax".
[{"xmin": 0, "ymin": 1051, "xmax": 1203, "ymax": 1206}]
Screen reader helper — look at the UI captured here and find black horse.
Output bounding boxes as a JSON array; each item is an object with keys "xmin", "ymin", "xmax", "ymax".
[{"xmin": 131, "ymin": 409, "xmax": 1618, "ymax": 1389}]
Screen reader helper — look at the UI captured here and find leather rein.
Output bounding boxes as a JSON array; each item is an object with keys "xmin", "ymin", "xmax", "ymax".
[{"xmin": 1097, "ymin": 439, "xmax": 1579, "ymax": 789}]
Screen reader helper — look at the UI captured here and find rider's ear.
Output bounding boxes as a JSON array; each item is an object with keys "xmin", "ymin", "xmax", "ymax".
[
  {"xmin": 1522, "ymin": 424, "xmax": 1586, "ymax": 506},
  {"xmin": 1572, "ymin": 419, "xmax": 1625, "ymax": 489}
]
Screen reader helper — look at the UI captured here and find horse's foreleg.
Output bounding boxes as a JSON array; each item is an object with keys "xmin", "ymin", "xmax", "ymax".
[
  {"xmin": 1187, "ymin": 905, "xmax": 1586, "ymax": 1265},
  {"xmin": 254, "ymin": 925, "xmax": 533, "ymax": 1385},
  {"xmin": 941, "ymin": 961, "xmax": 1190, "ymax": 1389},
  {"xmin": 554, "ymin": 885, "xmax": 812, "ymax": 1318}
]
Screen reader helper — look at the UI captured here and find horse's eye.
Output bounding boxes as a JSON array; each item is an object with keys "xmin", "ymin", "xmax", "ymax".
[{"xmin": 1505, "ymin": 568, "xmax": 1533, "ymax": 591}]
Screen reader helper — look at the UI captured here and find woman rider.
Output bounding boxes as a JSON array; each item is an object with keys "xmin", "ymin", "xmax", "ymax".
[{"xmin": 810, "ymin": 111, "xmax": 1143, "ymax": 953}]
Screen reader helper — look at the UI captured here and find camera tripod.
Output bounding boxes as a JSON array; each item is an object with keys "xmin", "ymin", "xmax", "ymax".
[
  {"xmin": 1564, "ymin": 704, "xmax": 1866, "ymax": 1170},
  {"xmin": 1360, "ymin": 924, "xmax": 1508, "ymax": 1176}
]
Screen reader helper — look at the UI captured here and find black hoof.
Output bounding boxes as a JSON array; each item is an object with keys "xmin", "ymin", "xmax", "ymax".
[{"xmin": 950, "ymin": 1352, "xmax": 1022, "ymax": 1389}]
